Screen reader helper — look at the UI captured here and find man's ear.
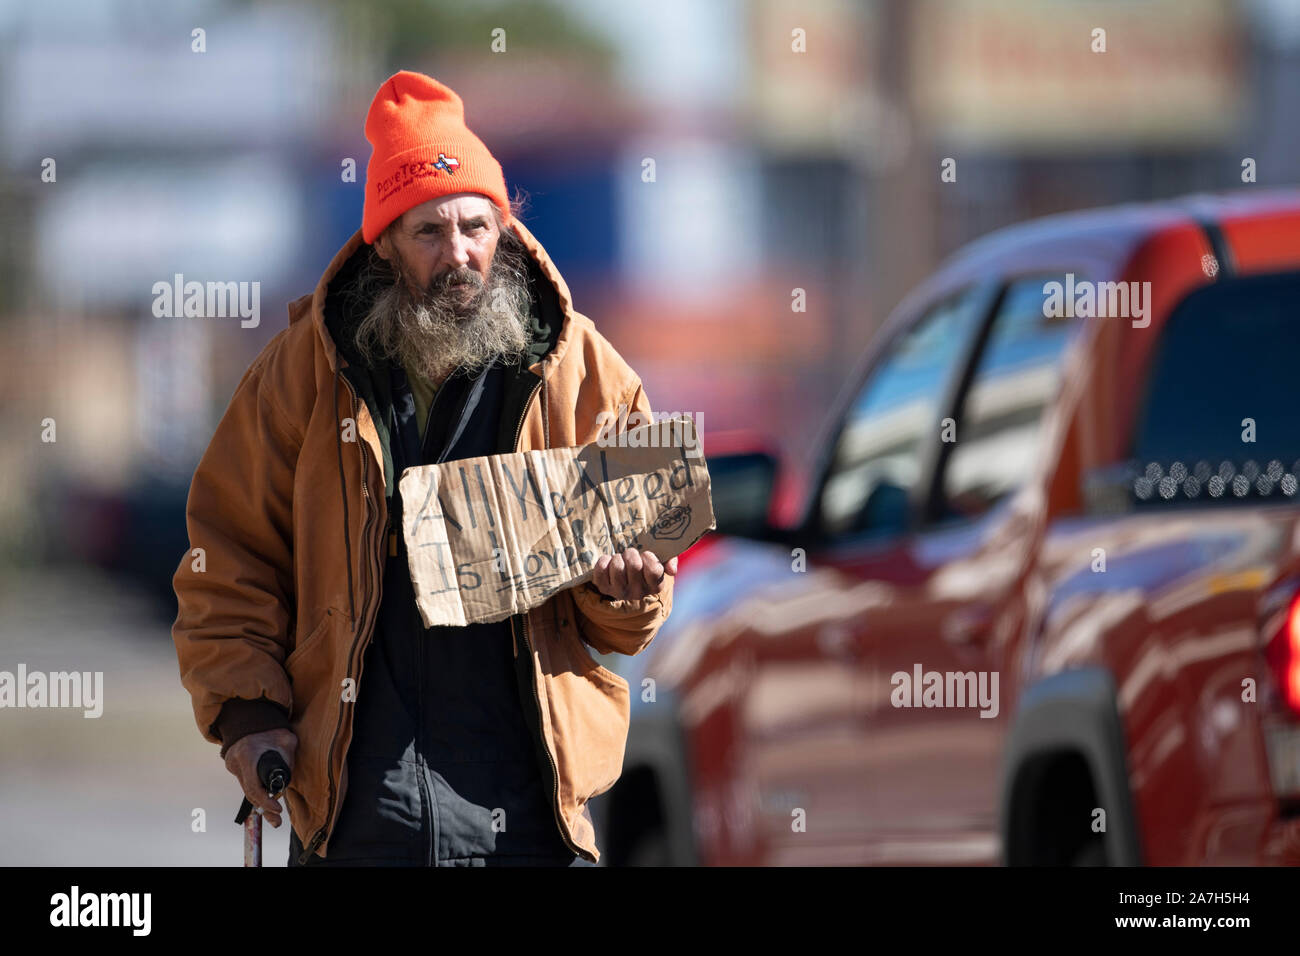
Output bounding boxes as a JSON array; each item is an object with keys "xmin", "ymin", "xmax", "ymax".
[{"xmin": 374, "ymin": 222, "xmax": 398, "ymax": 262}]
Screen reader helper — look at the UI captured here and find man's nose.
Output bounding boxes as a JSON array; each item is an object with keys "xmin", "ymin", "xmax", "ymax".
[{"xmin": 447, "ymin": 231, "xmax": 471, "ymax": 268}]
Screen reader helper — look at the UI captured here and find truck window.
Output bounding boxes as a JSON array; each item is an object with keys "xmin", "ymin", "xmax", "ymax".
[
  {"xmin": 933, "ymin": 276, "xmax": 1083, "ymax": 524},
  {"xmin": 1131, "ymin": 269, "xmax": 1300, "ymax": 503},
  {"xmin": 819, "ymin": 287, "xmax": 986, "ymax": 539}
]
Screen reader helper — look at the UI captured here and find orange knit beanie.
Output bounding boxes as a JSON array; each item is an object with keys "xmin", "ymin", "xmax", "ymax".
[{"xmin": 362, "ymin": 71, "xmax": 511, "ymax": 244}]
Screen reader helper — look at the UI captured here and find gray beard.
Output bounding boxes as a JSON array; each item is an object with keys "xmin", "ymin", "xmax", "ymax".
[{"xmin": 351, "ymin": 228, "xmax": 533, "ymax": 386}]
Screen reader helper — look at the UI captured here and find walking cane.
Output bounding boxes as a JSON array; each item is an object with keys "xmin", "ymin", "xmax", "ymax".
[{"xmin": 233, "ymin": 750, "xmax": 292, "ymax": 867}]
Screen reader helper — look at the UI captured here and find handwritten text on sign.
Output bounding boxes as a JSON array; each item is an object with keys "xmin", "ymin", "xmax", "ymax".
[{"xmin": 398, "ymin": 417, "xmax": 714, "ymax": 627}]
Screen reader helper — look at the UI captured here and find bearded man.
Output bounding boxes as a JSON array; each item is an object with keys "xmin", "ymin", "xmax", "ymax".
[{"xmin": 171, "ymin": 71, "xmax": 675, "ymax": 867}]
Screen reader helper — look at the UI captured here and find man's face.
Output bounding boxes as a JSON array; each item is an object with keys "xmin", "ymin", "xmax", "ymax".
[
  {"xmin": 375, "ymin": 193, "xmax": 500, "ymax": 302},
  {"xmin": 353, "ymin": 190, "xmax": 532, "ymax": 386}
]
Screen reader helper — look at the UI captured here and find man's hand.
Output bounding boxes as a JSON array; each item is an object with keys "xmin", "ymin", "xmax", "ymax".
[
  {"xmin": 591, "ymin": 548, "xmax": 678, "ymax": 602},
  {"xmin": 224, "ymin": 728, "xmax": 297, "ymax": 828}
]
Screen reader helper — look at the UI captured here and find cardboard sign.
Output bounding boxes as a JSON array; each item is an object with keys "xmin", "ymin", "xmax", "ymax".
[{"xmin": 397, "ymin": 417, "xmax": 714, "ymax": 627}]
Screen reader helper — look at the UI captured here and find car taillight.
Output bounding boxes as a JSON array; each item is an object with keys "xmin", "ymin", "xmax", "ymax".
[
  {"xmin": 1259, "ymin": 585, "xmax": 1300, "ymax": 799},
  {"xmin": 1285, "ymin": 597, "xmax": 1300, "ymax": 713},
  {"xmin": 1265, "ymin": 592, "xmax": 1300, "ymax": 718}
]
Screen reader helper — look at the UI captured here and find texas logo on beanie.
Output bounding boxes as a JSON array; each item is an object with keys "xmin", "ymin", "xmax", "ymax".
[{"xmin": 372, "ymin": 151, "xmax": 463, "ymax": 205}]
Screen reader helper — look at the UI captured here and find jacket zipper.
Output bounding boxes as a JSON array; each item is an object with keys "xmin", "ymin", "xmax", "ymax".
[
  {"xmin": 511, "ymin": 376, "xmax": 586, "ymax": 860},
  {"xmin": 414, "ymin": 377, "xmax": 448, "ymax": 865},
  {"xmin": 299, "ymin": 383, "xmax": 386, "ymax": 864}
]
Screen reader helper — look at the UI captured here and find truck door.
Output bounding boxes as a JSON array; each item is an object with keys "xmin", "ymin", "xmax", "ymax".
[
  {"xmin": 864, "ymin": 274, "xmax": 1084, "ymax": 863},
  {"xmin": 807, "ymin": 281, "xmax": 995, "ymax": 861}
]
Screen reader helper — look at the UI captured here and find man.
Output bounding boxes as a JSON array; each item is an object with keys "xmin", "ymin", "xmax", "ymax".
[{"xmin": 172, "ymin": 70, "xmax": 675, "ymax": 866}]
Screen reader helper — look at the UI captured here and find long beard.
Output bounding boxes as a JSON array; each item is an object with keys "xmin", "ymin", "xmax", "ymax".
[{"xmin": 351, "ymin": 229, "xmax": 533, "ymax": 385}]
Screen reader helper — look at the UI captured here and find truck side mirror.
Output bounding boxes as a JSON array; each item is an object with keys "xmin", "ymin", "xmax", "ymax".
[{"xmin": 709, "ymin": 451, "xmax": 779, "ymax": 540}]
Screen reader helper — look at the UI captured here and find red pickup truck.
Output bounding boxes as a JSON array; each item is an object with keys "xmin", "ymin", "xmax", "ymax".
[{"xmin": 597, "ymin": 189, "xmax": 1300, "ymax": 866}]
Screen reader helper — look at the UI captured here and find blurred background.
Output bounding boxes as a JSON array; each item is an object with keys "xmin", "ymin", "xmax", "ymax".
[{"xmin": 0, "ymin": 0, "xmax": 1297, "ymax": 864}]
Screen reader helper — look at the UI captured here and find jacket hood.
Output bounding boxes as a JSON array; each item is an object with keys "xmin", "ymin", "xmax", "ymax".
[{"xmin": 292, "ymin": 218, "xmax": 580, "ymax": 380}]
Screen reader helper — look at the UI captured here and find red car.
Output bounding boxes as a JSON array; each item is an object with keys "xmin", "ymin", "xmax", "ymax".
[{"xmin": 597, "ymin": 189, "xmax": 1300, "ymax": 866}]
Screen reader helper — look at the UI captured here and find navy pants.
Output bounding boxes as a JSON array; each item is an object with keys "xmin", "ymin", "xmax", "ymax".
[{"xmin": 288, "ymin": 823, "xmax": 595, "ymax": 867}]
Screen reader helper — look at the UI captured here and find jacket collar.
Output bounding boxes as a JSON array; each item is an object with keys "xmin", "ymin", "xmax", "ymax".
[{"xmin": 296, "ymin": 218, "xmax": 580, "ymax": 377}]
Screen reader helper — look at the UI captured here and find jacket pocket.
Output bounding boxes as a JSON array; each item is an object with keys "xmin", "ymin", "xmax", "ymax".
[
  {"xmin": 586, "ymin": 659, "xmax": 629, "ymax": 695},
  {"xmin": 283, "ymin": 606, "xmax": 345, "ymax": 818},
  {"xmin": 285, "ymin": 607, "xmax": 339, "ymax": 673},
  {"xmin": 574, "ymin": 665, "xmax": 630, "ymax": 804}
]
